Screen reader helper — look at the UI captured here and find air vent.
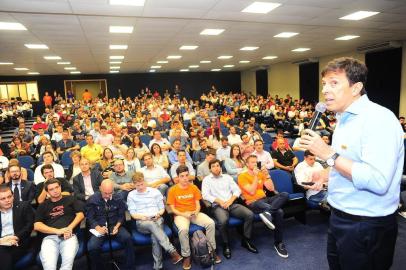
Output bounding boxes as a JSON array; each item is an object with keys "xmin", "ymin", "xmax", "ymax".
[
  {"xmin": 292, "ymin": 58, "xmax": 319, "ymax": 65},
  {"xmin": 357, "ymin": 41, "xmax": 401, "ymax": 53}
]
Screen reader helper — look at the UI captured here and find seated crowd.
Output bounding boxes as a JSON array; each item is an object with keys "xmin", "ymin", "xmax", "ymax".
[{"xmin": 1, "ymin": 89, "xmax": 400, "ymax": 270}]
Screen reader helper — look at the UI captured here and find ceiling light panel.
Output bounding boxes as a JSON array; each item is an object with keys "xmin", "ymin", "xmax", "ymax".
[
  {"xmin": 109, "ymin": 26, "xmax": 134, "ymax": 33},
  {"xmin": 223, "ymin": 65, "xmax": 234, "ymax": 68},
  {"xmin": 200, "ymin": 29, "xmax": 225, "ymax": 36},
  {"xmin": 157, "ymin": 61, "xmax": 168, "ymax": 64},
  {"xmin": 274, "ymin": 32, "xmax": 298, "ymax": 38},
  {"xmin": 57, "ymin": 62, "xmax": 70, "ymax": 65},
  {"xmin": 109, "ymin": 0, "xmax": 145, "ymax": 6},
  {"xmin": 0, "ymin": 62, "xmax": 13, "ymax": 65},
  {"xmin": 14, "ymin": 67, "xmax": 29, "ymax": 71},
  {"xmin": 110, "ymin": 66, "xmax": 120, "ymax": 69},
  {"xmin": 64, "ymin": 67, "xmax": 76, "ymax": 70},
  {"xmin": 110, "ymin": 56, "xmax": 124, "ymax": 59},
  {"xmin": 340, "ymin": 11, "xmax": 379, "ymax": 21},
  {"xmin": 292, "ymin": 48, "xmax": 310, "ymax": 52},
  {"xmin": 70, "ymin": 71, "xmax": 81, "ymax": 74},
  {"xmin": 179, "ymin": 45, "xmax": 198, "ymax": 50},
  {"xmin": 211, "ymin": 69, "xmax": 221, "ymax": 71},
  {"xmin": 167, "ymin": 55, "xmax": 182, "ymax": 59},
  {"xmin": 0, "ymin": 22, "xmax": 27, "ymax": 30},
  {"xmin": 24, "ymin": 44, "xmax": 49, "ymax": 49},
  {"xmin": 189, "ymin": 65, "xmax": 199, "ymax": 68},
  {"xmin": 200, "ymin": 60, "xmax": 211, "ymax": 64},
  {"xmin": 109, "ymin": 45, "xmax": 128, "ymax": 50},
  {"xmin": 239, "ymin": 60, "xmax": 250, "ymax": 63},
  {"xmin": 242, "ymin": 2, "xmax": 281, "ymax": 14},
  {"xmin": 109, "ymin": 61, "xmax": 122, "ymax": 64},
  {"xmin": 240, "ymin": 46, "xmax": 259, "ymax": 51},
  {"xmin": 263, "ymin": 56, "xmax": 278, "ymax": 59},
  {"xmin": 180, "ymin": 69, "xmax": 189, "ymax": 72},
  {"xmin": 335, "ymin": 35, "xmax": 360, "ymax": 40},
  {"xmin": 150, "ymin": 65, "xmax": 161, "ymax": 69},
  {"xmin": 27, "ymin": 72, "xmax": 40, "ymax": 75},
  {"xmin": 218, "ymin": 55, "xmax": 233, "ymax": 59},
  {"xmin": 110, "ymin": 70, "xmax": 119, "ymax": 73},
  {"xmin": 44, "ymin": 56, "xmax": 61, "ymax": 60}
]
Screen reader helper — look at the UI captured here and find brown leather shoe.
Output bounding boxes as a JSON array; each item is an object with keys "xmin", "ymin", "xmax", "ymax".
[
  {"xmin": 214, "ymin": 253, "xmax": 222, "ymax": 264},
  {"xmin": 170, "ymin": 251, "xmax": 183, "ymax": 265},
  {"xmin": 182, "ymin": 256, "xmax": 191, "ymax": 270}
]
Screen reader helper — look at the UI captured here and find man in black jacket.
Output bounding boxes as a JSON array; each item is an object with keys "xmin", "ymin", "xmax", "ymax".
[
  {"xmin": 7, "ymin": 164, "xmax": 36, "ymax": 203},
  {"xmin": 0, "ymin": 185, "xmax": 35, "ymax": 270},
  {"xmin": 73, "ymin": 158, "xmax": 103, "ymax": 202},
  {"xmin": 85, "ymin": 179, "xmax": 135, "ymax": 270}
]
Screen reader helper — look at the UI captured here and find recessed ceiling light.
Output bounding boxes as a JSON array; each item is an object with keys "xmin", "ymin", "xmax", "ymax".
[
  {"xmin": 292, "ymin": 48, "xmax": 310, "ymax": 52},
  {"xmin": 180, "ymin": 69, "xmax": 189, "ymax": 72},
  {"xmin": 335, "ymin": 35, "xmax": 360, "ymax": 41},
  {"xmin": 218, "ymin": 55, "xmax": 233, "ymax": 59},
  {"xmin": 240, "ymin": 46, "xmax": 259, "ymax": 51},
  {"xmin": 24, "ymin": 44, "xmax": 49, "ymax": 49},
  {"xmin": 14, "ymin": 67, "xmax": 29, "ymax": 71},
  {"xmin": 110, "ymin": 66, "xmax": 120, "ymax": 69},
  {"xmin": 109, "ymin": 45, "xmax": 128, "ymax": 50},
  {"xmin": 109, "ymin": 0, "xmax": 145, "ymax": 6},
  {"xmin": 239, "ymin": 60, "xmax": 250, "ymax": 63},
  {"xmin": 109, "ymin": 26, "xmax": 134, "ymax": 33},
  {"xmin": 242, "ymin": 2, "xmax": 281, "ymax": 14},
  {"xmin": 150, "ymin": 65, "xmax": 161, "ymax": 69},
  {"xmin": 200, "ymin": 29, "xmax": 225, "ymax": 36},
  {"xmin": 179, "ymin": 45, "xmax": 198, "ymax": 50},
  {"xmin": 27, "ymin": 72, "xmax": 40, "ymax": 75},
  {"xmin": 44, "ymin": 56, "xmax": 61, "ymax": 60},
  {"xmin": 223, "ymin": 65, "xmax": 235, "ymax": 68},
  {"xmin": 0, "ymin": 22, "xmax": 27, "ymax": 31},
  {"xmin": 200, "ymin": 60, "xmax": 211, "ymax": 64},
  {"xmin": 157, "ymin": 60, "xmax": 168, "ymax": 64},
  {"xmin": 0, "ymin": 62, "xmax": 13, "ymax": 65},
  {"xmin": 110, "ymin": 70, "xmax": 119, "ymax": 73},
  {"xmin": 149, "ymin": 69, "xmax": 156, "ymax": 73},
  {"xmin": 263, "ymin": 56, "xmax": 278, "ymax": 60},
  {"xmin": 274, "ymin": 32, "xmax": 298, "ymax": 38},
  {"xmin": 70, "ymin": 71, "xmax": 81, "ymax": 74},
  {"xmin": 109, "ymin": 61, "xmax": 122, "ymax": 64},
  {"xmin": 340, "ymin": 11, "xmax": 379, "ymax": 21},
  {"xmin": 64, "ymin": 67, "xmax": 76, "ymax": 70},
  {"xmin": 57, "ymin": 62, "xmax": 70, "ymax": 65},
  {"xmin": 110, "ymin": 56, "xmax": 124, "ymax": 60},
  {"xmin": 167, "ymin": 55, "xmax": 182, "ymax": 59},
  {"xmin": 189, "ymin": 65, "xmax": 199, "ymax": 68},
  {"xmin": 211, "ymin": 68, "xmax": 221, "ymax": 71}
]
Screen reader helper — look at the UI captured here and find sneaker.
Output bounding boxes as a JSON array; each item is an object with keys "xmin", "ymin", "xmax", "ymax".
[
  {"xmin": 182, "ymin": 256, "xmax": 191, "ymax": 270},
  {"xmin": 170, "ymin": 250, "xmax": 183, "ymax": 264},
  {"xmin": 214, "ymin": 253, "xmax": 222, "ymax": 264},
  {"xmin": 259, "ymin": 211, "xmax": 275, "ymax": 230},
  {"xmin": 398, "ymin": 211, "xmax": 406, "ymax": 219},
  {"xmin": 274, "ymin": 242, "xmax": 289, "ymax": 258}
]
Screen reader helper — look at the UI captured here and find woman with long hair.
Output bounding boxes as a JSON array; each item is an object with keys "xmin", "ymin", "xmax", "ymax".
[
  {"xmin": 224, "ymin": 144, "xmax": 246, "ymax": 182},
  {"xmin": 150, "ymin": 143, "xmax": 169, "ymax": 169},
  {"xmin": 99, "ymin": 147, "xmax": 114, "ymax": 178},
  {"xmin": 10, "ymin": 137, "xmax": 31, "ymax": 158},
  {"xmin": 132, "ymin": 134, "xmax": 149, "ymax": 160},
  {"xmin": 207, "ymin": 127, "xmax": 222, "ymax": 150},
  {"xmin": 124, "ymin": 148, "xmax": 141, "ymax": 175}
]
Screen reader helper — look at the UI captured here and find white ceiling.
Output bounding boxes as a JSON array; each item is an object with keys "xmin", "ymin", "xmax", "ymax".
[{"xmin": 0, "ymin": 0, "xmax": 405, "ymax": 75}]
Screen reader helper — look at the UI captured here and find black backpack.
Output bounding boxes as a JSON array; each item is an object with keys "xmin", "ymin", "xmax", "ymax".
[{"xmin": 190, "ymin": 230, "xmax": 215, "ymax": 268}]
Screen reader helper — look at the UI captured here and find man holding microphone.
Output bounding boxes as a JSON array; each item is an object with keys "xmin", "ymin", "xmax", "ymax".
[{"xmin": 300, "ymin": 57, "xmax": 404, "ymax": 270}]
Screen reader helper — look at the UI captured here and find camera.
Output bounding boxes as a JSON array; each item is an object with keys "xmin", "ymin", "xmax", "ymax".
[{"xmin": 257, "ymin": 161, "xmax": 262, "ymax": 169}]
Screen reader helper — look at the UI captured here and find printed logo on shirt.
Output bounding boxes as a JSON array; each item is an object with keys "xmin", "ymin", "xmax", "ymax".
[
  {"xmin": 177, "ymin": 194, "xmax": 194, "ymax": 200},
  {"xmin": 50, "ymin": 205, "xmax": 64, "ymax": 219}
]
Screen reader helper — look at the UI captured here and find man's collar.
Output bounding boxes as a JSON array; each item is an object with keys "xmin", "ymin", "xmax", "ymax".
[{"xmin": 341, "ymin": 95, "xmax": 368, "ymax": 116}]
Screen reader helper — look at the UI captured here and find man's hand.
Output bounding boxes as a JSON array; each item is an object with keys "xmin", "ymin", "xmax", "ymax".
[
  {"xmin": 223, "ymin": 199, "xmax": 233, "ymax": 209},
  {"xmin": 299, "ymin": 129, "xmax": 334, "ymax": 160},
  {"xmin": 0, "ymin": 235, "xmax": 19, "ymax": 246},
  {"xmin": 95, "ymin": 225, "xmax": 108, "ymax": 235},
  {"xmin": 112, "ymin": 225, "xmax": 119, "ymax": 235}
]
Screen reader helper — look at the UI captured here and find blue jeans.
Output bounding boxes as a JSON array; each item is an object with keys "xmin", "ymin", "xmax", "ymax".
[
  {"xmin": 327, "ymin": 209, "xmax": 398, "ymax": 270},
  {"xmin": 87, "ymin": 227, "xmax": 135, "ymax": 270},
  {"xmin": 249, "ymin": 192, "xmax": 289, "ymax": 244},
  {"xmin": 308, "ymin": 190, "xmax": 327, "ymax": 204},
  {"xmin": 39, "ymin": 234, "xmax": 78, "ymax": 270}
]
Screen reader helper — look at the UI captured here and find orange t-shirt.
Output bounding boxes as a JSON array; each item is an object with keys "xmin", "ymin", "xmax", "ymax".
[
  {"xmin": 82, "ymin": 91, "xmax": 92, "ymax": 101},
  {"xmin": 167, "ymin": 184, "xmax": 201, "ymax": 213},
  {"xmin": 43, "ymin": 95, "xmax": 52, "ymax": 106},
  {"xmin": 238, "ymin": 171, "xmax": 267, "ymax": 205}
]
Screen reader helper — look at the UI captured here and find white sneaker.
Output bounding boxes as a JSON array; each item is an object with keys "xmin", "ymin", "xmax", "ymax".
[
  {"xmin": 259, "ymin": 212, "xmax": 275, "ymax": 230},
  {"xmin": 398, "ymin": 211, "xmax": 406, "ymax": 219}
]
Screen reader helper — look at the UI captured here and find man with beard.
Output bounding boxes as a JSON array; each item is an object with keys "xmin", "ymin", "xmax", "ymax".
[{"xmin": 6, "ymin": 164, "xmax": 36, "ymax": 203}]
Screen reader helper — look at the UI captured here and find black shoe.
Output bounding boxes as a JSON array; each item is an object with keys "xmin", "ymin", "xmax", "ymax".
[
  {"xmin": 274, "ymin": 242, "xmax": 289, "ymax": 258},
  {"xmin": 241, "ymin": 239, "xmax": 258, "ymax": 253},
  {"xmin": 223, "ymin": 244, "xmax": 231, "ymax": 259}
]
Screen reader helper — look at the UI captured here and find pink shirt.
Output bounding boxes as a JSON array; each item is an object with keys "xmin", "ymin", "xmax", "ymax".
[{"xmin": 95, "ymin": 134, "xmax": 114, "ymax": 147}]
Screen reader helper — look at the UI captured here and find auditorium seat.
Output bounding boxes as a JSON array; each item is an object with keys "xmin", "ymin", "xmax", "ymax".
[{"xmin": 131, "ymin": 220, "xmax": 173, "ymax": 246}]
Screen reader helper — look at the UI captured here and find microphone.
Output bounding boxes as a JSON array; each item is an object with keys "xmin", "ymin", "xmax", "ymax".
[{"xmin": 309, "ymin": 102, "xmax": 327, "ymax": 130}]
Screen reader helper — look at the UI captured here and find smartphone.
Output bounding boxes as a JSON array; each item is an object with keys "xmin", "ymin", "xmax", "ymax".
[
  {"xmin": 257, "ymin": 161, "xmax": 262, "ymax": 169},
  {"xmin": 302, "ymin": 182, "xmax": 315, "ymax": 186}
]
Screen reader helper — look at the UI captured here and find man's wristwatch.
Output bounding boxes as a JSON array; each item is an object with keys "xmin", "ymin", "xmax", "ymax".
[{"xmin": 326, "ymin": 153, "xmax": 340, "ymax": 167}]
